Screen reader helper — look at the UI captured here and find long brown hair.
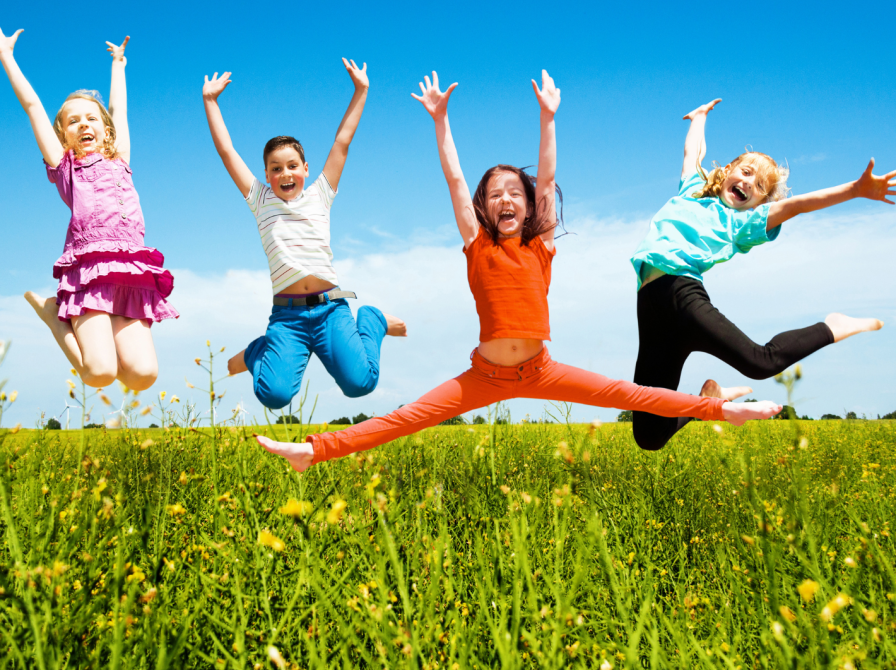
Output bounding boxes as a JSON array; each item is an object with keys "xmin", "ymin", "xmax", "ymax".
[
  {"xmin": 52, "ymin": 90, "xmax": 119, "ymax": 160},
  {"xmin": 472, "ymin": 165, "xmax": 565, "ymax": 245}
]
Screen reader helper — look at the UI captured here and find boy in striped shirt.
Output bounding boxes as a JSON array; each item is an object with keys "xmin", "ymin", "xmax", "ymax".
[{"xmin": 202, "ymin": 59, "xmax": 406, "ymax": 410}]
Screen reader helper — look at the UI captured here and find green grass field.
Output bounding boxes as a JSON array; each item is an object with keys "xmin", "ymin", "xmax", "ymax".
[{"xmin": 0, "ymin": 418, "xmax": 894, "ymax": 669}]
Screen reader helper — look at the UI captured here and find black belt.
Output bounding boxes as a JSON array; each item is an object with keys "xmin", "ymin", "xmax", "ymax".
[{"xmin": 272, "ymin": 290, "xmax": 357, "ymax": 307}]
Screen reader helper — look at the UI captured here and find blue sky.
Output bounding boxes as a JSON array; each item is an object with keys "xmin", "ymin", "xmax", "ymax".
[{"xmin": 1, "ymin": 0, "xmax": 895, "ymax": 427}]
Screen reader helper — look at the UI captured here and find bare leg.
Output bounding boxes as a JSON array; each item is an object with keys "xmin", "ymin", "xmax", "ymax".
[
  {"xmin": 824, "ymin": 313, "xmax": 883, "ymax": 343},
  {"xmin": 70, "ymin": 312, "xmax": 118, "ymax": 387},
  {"xmin": 383, "ymin": 313, "xmax": 407, "ymax": 337},
  {"xmin": 228, "ymin": 350, "xmax": 248, "ymax": 375},
  {"xmin": 112, "ymin": 317, "xmax": 158, "ymax": 391},
  {"xmin": 255, "ymin": 433, "xmax": 314, "ymax": 472},
  {"xmin": 700, "ymin": 379, "xmax": 753, "ymax": 401},
  {"xmin": 24, "ymin": 291, "xmax": 85, "ymax": 371},
  {"xmin": 722, "ymin": 401, "xmax": 782, "ymax": 426}
]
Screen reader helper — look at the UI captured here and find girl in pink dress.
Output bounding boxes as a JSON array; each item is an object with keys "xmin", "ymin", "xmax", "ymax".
[{"xmin": 0, "ymin": 29, "xmax": 177, "ymax": 390}]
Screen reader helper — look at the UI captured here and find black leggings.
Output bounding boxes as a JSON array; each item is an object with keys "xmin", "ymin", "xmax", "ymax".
[{"xmin": 632, "ymin": 275, "xmax": 834, "ymax": 451}]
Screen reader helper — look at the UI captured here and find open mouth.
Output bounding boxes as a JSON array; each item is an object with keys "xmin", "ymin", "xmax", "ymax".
[
  {"xmin": 80, "ymin": 133, "xmax": 95, "ymax": 146},
  {"xmin": 732, "ymin": 186, "xmax": 748, "ymax": 203},
  {"xmin": 499, "ymin": 210, "xmax": 515, "ymax": 223},
  {"xmin": 279, "ymin": 182, "xmax": 297, "ymax": 194}
]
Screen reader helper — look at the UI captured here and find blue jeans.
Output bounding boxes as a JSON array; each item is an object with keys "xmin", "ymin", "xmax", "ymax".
[{"xmin": 245, "ymin": 298, "xmax": 387, "ymax": 410}]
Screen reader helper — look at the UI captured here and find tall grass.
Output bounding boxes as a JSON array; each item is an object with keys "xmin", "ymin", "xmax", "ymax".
[{"xmin": 0, "ymin": 418, "xmax": 894, "ymax": 668}]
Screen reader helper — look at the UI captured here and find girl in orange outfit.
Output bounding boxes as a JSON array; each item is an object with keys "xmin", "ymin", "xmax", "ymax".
[{"xmin": 255, "ymin": 70, "xmax": 783, "ymax": 472}]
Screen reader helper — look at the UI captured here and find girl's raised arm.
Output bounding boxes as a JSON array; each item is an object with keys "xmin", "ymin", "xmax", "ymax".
[
  {"xmin": 412, "ymin": 72, "xmax": 477, "ymax": 247},
  {"xmin": 202, "ymin": 71, "xmax": 254, "ymax": 198},
  {"xmin": 322, "ymin": 58, "xmax": 368, "ymax": 192},
  {"xmin": 681, "ymin": 98, "xmax": 721, "ymax": 180},
  {"xmin": 532, "ymin": 70, "xmax": 560, "ymax": 249},
  {"xmin": 0, "ymin": 27, "xmax": 64, "ymax": 167},
  {"xmin": 106, "ymin": 36, "xmax": 130, "ymax": 163},
  {"xmin": 767, "ymin": 159, "xmax": 896, "ymax": 230}
]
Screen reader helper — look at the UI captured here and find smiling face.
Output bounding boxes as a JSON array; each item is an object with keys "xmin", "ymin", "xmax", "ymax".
[
  {"xmin": 264, "ymin": 147, "xmax": 309, "ymax": 201},
  {"xmin": 60, "ymin": 98, "xmax": 110, "ymax": 155},
  {"xmin": 486, "ymin": 171, "xmax": 532, "ymax": 238},
  {"xmin": 718, "ymin": 160, "xmax": 771, "ymax": 210}
]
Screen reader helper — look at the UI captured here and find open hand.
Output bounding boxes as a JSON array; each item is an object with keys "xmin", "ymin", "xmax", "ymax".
[
  {"xmin": 683, "ymin": 98, "xmax": 722, "ymax": 120},
  {"xmin": 532, "ymin": 70, "xmax": 560, "ymax": 115},
  {"xmin": 856, "ymin": 158, "xmax": 896, "ymax": 204},
  {"xmin": 203, "ymin": 72, "xmax": 232, "ymax": 102},
  {"xmin": 106, "ymin": 36, "xmax": 129, "ymax": 63},
  {"xmin": 411, "ymin": 71, "xmax": 457, "ymax": 120},
  {"xmin": 342, "ymin": 58, "xmax": 368, "ymax": 90},
  {"xmin": 0, "ymin": 26, "xmax": 23, "ymax": 55}
]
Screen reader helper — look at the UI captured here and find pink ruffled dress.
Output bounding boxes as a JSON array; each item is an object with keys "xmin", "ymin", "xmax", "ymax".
[{"xmin": 47, "ymin": 151, "xmax": 178, "ymax": 323}]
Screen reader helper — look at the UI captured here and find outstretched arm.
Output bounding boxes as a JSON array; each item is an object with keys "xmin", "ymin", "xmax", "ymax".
[
  {"xmin": 106, "ymin": 36, "xmax": 130, "ymax": 163},
  {"xmin": 681, "ymin": 99, "xmax": 721, "ymax": 180},
  {"xmin": 322, "ymin": 58, "xmax": 368, "ymax": 191},
  {"xmin": 532, "ymin": 70, "xmax": 560, "ymax": 249},
  {"xmin": 0, "ymin": 26, "xmax": 64, "ymax": 167},
  {"xmin": 202, "ymin": 71, "xmax": 254, "ymax": 198},
  {"xmin": 411, "ymin": 72, "xmax": 477, "ymax": 247},
  {"xmin": 767, "ymin": 159, "xmax": 896, "ymax": 230}
]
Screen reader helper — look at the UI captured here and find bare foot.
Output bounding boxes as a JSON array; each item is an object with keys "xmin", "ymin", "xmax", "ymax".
[
  {"xmin": 24, "ymin": 291, "xmax": 62, "ymax": 330},
  {"xmin": 384, "ymin": 313, "xmax": 407, "ymax": 337},
  {"xmin": 228, "ymin": 350, "xmax": 248, "ymax": 375},
  {"xmin": 722, "ymin": 400, "xmax": 782, "ymax": 427},
  {"xmin": 700, "ymin": 379, "xmax": 753, "ymax": 401},
  {"xmin": 825, "ymin": 313, "xmax": 883, "ymax": 343},
  {"xmin": 254, "ymin": 433, "xmax": 314, "ymax": 472}
]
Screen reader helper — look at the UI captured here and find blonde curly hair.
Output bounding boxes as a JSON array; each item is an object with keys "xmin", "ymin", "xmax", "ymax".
[
  {"xmin": 52, "ymin": 90, "xmax": 119, "ymax": 160},
  {"xmin": 692, "ymin": 152, "xmax": 790, "ymax": 203}
]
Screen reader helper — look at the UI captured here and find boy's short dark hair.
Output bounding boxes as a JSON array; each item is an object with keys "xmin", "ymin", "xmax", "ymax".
[{"xmin": 263, "ymin": 136, "xmax": 306, "ymax": 168}]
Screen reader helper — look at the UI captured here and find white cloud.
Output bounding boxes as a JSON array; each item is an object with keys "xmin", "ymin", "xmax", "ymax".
[{"xmin": 2, "ymin": 207, "xmax": 895, "ymax": 429}]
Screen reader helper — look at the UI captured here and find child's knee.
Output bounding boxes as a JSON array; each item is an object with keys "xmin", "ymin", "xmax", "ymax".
[
  {"xmin": 81, "ymin": 357, "xmax": 117, "ymax": 388},
  {"xmin": 338, "ymin": 374, "xmax": 378, "ymax": 399},
  {"xmin": 632, "ymin": 421, "xmax": 668, "ymax": 452},
  {"xmin": 254, "ymin": 380, "xmax": 294, "ymax": 410}
]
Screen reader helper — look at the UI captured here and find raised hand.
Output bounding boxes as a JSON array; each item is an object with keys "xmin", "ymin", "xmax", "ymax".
[
  {"xmin": 342, "ymin": 58, "xmax": 368, "ymax": 91},
  {"xmin": 683, "ymin": 98, "xmax": 722, "ymax": 120},
  {"xmin": 532, "ymin": 69, "xmax": 560, "ymax": 115},
  {"xmin": 106, "ymin": 36, "xmax": 129, "ymax": 64},
  {"xmin": 203, "ymin": 72, "xmax": 232, "ymax": 102},
  {"xmin": 855, "ymin": 159, "xmax": 896, "ymax": 204},
  {"xmin": 411, "ymin": 71, "xmax": 458, "ymax": 120},
  {"xmin": 0, "ymin": 26, "xmax": 24, "ymax": 55}
]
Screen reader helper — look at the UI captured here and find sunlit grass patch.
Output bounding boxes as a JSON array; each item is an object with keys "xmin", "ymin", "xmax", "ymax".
[{"xmin": 0, "ymin": 419, "xmax": 894, "ymax": 668}]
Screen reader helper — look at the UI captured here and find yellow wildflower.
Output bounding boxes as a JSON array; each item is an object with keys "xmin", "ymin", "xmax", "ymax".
[
  {"xmin": 279, "ymin": 499, "xmax": 313, "ymax": 517},
  {"xmin": 166, "ymin": 503, "xmax": 186, "ymax": 516},
  {"xmin": 779, "ymin": 606, "xmax": 797, "ymax": 622},
  {"xmin": 797, "ymin": 579, "xmax": 819, "ymax": 603},
  {"xmin": 258, "ymin": 530, "xmax": 286, "ymax": 552},
  {"xmin": 327, "ymin": 500, "xmax": 347, "ymax": 524}
]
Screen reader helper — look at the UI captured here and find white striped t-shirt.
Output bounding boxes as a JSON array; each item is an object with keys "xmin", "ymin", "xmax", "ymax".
[{"xmin": 246, "ymin": 174, "xmax": 339, "ymax": 294}]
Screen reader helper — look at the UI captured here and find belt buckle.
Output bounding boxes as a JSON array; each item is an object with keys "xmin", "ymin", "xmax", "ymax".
[{"xmin": 306, "ymin": 293, "xmax": 322, "ymax": 306}]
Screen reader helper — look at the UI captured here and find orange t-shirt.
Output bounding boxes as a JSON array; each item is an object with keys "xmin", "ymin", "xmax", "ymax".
[{"xmin": 464, "ymin": 227, "xmax": 555, "ymax": 342}]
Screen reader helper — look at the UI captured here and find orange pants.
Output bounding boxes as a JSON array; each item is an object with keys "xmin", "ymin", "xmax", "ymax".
[{"xmin": 307, "ymin": 348, "xmax": 725, "ymax": 463}]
